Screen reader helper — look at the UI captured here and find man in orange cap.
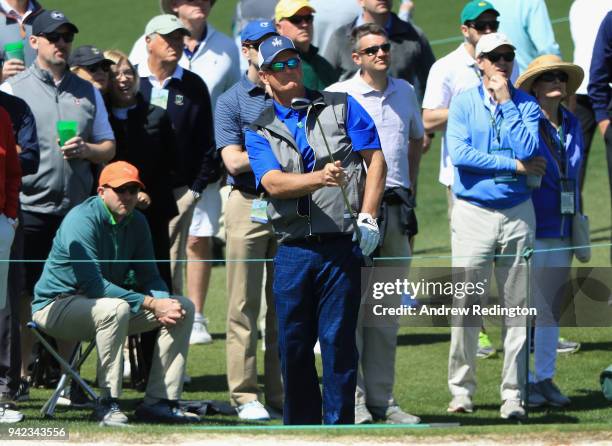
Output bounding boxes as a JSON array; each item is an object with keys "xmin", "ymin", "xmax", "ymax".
[{"xmin": 30, "ymin": 161, "xmax": 197, "ymax": 427}]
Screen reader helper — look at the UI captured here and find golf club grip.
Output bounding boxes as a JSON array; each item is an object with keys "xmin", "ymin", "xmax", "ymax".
[{"xmin": 313, "ymin": 111, "xmax": 374, "ymax": 267}]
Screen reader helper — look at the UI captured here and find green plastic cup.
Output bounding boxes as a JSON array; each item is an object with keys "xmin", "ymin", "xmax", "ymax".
[
  {"xmin": 4, "ymin": 41, "xmax": 24, "ymax": 62},
  {"xmin": 57, "ymin": 120, "xmax": 78, "ymax": 146}
]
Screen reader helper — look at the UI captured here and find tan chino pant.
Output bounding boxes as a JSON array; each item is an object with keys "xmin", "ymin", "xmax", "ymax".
[
  {"xmin": 33, "ymin": 294, "xmax": 194, "ymax": 400},
  {"xmin": 169, "ymin": 186, "xmax": 198, "ymax": 295},
  {"xmin": 356, "ymin": 204, "xmax": 410, "ymax": 408},
  {"xmin": 224, "ymin": 189, "xmax": 283, "ymax": 409},
  {"xmin": 448, "ymin": 198, "xmax": 534, "ymax": 402}
]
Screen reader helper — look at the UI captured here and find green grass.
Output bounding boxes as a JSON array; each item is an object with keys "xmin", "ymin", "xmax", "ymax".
[{"xmin": 14, "ymin": 0, "xmax": 612, "ymax": 441}]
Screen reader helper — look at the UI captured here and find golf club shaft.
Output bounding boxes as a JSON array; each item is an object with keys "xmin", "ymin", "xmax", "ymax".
[{"xmin": 314, "ymin": 113, "xmax": 373, "ymax": 267}]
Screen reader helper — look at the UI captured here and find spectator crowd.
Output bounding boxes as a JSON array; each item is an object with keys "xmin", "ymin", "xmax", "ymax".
[{"xmin": 0, "ymin": 0, "xmax": 610, "ymax": 427}]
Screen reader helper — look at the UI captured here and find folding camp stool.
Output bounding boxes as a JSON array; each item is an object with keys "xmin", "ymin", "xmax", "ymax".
[{"xmin": 27, "ymin": 322, "xmax": 99, "ymax": 418}]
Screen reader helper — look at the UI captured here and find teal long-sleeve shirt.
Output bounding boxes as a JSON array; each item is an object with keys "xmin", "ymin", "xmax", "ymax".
[
  {"xmin": 491, "ymin": 0, "xmax": 561, "ymax": 73},
  {"xmin": 32, "ymin": 196, "xmax": 169, "ymax": 315}
]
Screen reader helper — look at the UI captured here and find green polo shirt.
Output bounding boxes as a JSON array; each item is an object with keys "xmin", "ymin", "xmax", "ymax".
[{"xmin": 301, "ymin": 45, "xmax": 339, "ymax": 91}]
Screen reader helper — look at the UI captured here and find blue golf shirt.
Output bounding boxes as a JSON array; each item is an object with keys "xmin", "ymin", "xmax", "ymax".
[
  {"xmin": 446, "ymin": 83, "xmax": 541, "ymax": 209},
  {"xmin": 245, "ymin": 94, "xmax": 380, "ymax": 187}
]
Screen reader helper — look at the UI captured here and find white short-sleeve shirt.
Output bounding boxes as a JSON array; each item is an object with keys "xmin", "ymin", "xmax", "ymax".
[{"xmin": 327, "ymin": 72, "xmax": 425, "ymax": 189}]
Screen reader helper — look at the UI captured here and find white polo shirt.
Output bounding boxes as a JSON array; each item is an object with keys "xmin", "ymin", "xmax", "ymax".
[
  {"xmin": 327, "ymin": 72, "xmax": 424, "ymax": 189},
  {"xmin": 422, "ymin": 44, "xmax": 482, "ymax": 187},
  {"xmin": 129, "ymin": 24, "xmax": 241, "ymax": 109}
]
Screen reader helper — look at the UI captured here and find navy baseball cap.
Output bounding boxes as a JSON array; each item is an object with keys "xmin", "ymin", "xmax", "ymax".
[
  {"xmin": 241, "ymin": 20, "xmax": 277, "ymax": 43},
  {"xmin": 32, "ymin": 10, "xmax": 79, "ymax": 35},
  {"xmin": 69, "ymin": 45, "xmax": 114, "ymax": 68},
  {"xmin": 258, "ymin": 35, "xmax": 299, "ymax": 68}
]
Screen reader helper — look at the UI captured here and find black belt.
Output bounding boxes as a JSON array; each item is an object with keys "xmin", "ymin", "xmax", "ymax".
[
  {"xmin": 232, "ymin": 184, "xmax": 259, "ymax": 196},
  {"xmin": 284, "ymin": 233, "xmax": 352, "ymax": 245}
]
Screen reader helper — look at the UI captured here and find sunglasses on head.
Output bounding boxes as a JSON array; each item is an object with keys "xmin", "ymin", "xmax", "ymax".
[
  {"xmin": 267, "ymin": 57, "xmax": 301, "ymax": 73},
  {"xmin": 85, "ymin": 62, "xmax": 110, "ymax": 74},
  {"xmin": 287, "ymin": 14, "xmax": 314, "ymax": 25},
  {"xmin": 537, "ymin": 70, "xmax": 569, "ymax": 83},
  {"xmin": 466, "ymin": 20, "xmax": 499, "ymax": 32},
  {"xmin": 39, "ymin": 31, "xmax": 75, "ymax": 43},
  {"xmin": 484, "ymin": 51, "xmax": 515, "ymax": 63},
  {"xmin": 108, "ymin": 184, "xmax": 140, "ymax": 195},
  {"xmin": 359, "ymin": 43, "xmax": 391, "ymax": 56}
]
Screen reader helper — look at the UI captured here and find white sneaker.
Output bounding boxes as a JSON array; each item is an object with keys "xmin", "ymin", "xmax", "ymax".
[
  {"xmin": 0, "ymin": 405, "xmax": 24, "ymax": 423},
  {"xmin": 313, "ymin": 340, "xmax": 321, "ymax": 355},
  {"xmin": 190, "ymin": 316, "xmax": 213, "ymax": 345},
  {"xmin": 237, "ymin": 400, "xmax": 271, "ymax": 421}
]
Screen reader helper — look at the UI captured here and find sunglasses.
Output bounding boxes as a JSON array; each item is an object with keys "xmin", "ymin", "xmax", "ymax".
[
  {"xmin": 537, "ymin": 70, "xmax": 569, "ymax": 83},
  {"xmin": 109, "ymin": 184, "xmax": 140, "ymax": 195},
  {"xmin": 359, "ymin": 43, "xmax": 391, "ymax": 56},
  {"xmin": 287, "ymin": 14, "xmax": 314, "ymax": 25},
  {"xmin": 484, "ymin": 51, "xmax": 515, "ymax": 63},
  {"xmin": 268, "ymin": 57, "xmax": 301, "ymax": 73},
  {"xmin": 466, "ymin": 20, "xmax": 499, "ymax": 32},
  {"xmin": 39, "ymin": 31, "xmax": 75, "ymax": 43},
  {"xmin": 113, "ymin": 69, "xmax": 135, "ymax": 79},
  {"xmin": 85, "ymin": 63, "xmax": 111, "ymax": 74}
]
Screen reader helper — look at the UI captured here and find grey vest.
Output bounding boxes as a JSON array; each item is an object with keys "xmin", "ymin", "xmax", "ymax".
[
  {"xmin": 251, "ymin": 91, "xmax": 365, "ymax": 243},
  {"xmin": 0, "ymin": 2, "xmax": 43, "ymax": 67},
  {"xmin": 8, "ymin": 62, "xmax": 97, "ymax": 215}
]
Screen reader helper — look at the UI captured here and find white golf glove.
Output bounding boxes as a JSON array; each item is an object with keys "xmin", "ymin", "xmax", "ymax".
[{"xmin": 354, "ymin": 212, "xmax": 379, "ymax": 256}]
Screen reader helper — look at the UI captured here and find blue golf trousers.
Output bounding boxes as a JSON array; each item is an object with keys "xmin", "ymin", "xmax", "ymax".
[{"xmin": 273, "ymin": 235, "xmax": 362, "ymax": 424}]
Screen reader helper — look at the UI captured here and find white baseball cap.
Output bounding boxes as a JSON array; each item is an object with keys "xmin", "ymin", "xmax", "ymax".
[{"xmin": 475, "ymin": 33, "xmax": 515, "ymax": 57}]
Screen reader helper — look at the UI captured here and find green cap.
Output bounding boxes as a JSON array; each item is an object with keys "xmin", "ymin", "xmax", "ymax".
[{"xmin": 460, "ymin": 0, "xmax": 498, "ymax": 24}]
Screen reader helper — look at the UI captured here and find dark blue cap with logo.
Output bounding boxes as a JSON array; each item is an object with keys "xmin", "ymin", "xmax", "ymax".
[
  {"xmin": 241, "ymin": 20, "xmax": 277, "ymax": 43},
  {"xmin": 257, "ymin": 35, "xmax": 299, "ymax": 68},
  {"xmin": 32, "ymin": 10, "xmax": 79, "ymax": 35}
]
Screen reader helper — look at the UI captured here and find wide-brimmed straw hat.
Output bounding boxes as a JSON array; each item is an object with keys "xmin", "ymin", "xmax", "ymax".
[{"xmin": 515, "ymin": 55, "xmax": 584, "ymax": 96}]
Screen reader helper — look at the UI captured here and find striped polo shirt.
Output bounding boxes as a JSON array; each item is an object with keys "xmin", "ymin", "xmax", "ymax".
[{"xmin": 214, "ymin": 73, "xmax": 272, "ymax": 191}]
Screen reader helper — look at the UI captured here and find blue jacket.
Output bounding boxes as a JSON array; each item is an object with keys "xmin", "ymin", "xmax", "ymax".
[
  {"xmin": 532, "ymin": 107, "xmax": 584, "ymax": 239},
  {"xmin": 588, "ymin": 11, "xmax": 612, "ymax": 124},
  {"xmin": 447, "ymin": 83, "xmax": 540, "ymax": 209}
]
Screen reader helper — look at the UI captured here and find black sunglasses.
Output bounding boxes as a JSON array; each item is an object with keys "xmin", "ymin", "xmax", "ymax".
[
  {"xmin": 85, "ymin": 62, "xmax": 111, "ymax": 74},
  {"xmin": 537, "ymin": 70, "xmax": 569, "ymax": 83},
  {"xmin": 287, "ymin": 14, "xmax": 314, "ymax": 25},
  {"xmin": 109, "ymin": 184, "xmax": 140, "ymax": 195},
  {"xmin": 39, "ymin": 31, "xmax": 75, "ymax": 43},
  {"xmin": 484, "ymin": 51, "xmax": 515, "ymax": 63},
  {"xmin": 268, "ymin": 57, "xmax": 301, "ymax": 73},
  {"xmin": 466, "ymin": 20, "xmax": 499, "ymax": 32},
  {"xmin": 243, "ymin": 37, "xmax": 270, "ymax": 51},
  {"xmin": 359, "ymin": 43, "xmax": 391, "ymax": 56}
]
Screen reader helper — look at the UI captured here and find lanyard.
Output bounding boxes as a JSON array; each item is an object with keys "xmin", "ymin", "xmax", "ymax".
[
  {"xmin": 478, "ymin": 84, "xmax": 504, "ymax": 147},
  {"xmin": 544, "ymin": 116, "xmax": 568, "ymax": 178}
]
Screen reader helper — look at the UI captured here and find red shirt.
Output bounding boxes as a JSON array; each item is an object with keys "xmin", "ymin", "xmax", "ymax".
[{"xmin": 0, "ymin": 107, "xmax": 21, "ymax": 218}]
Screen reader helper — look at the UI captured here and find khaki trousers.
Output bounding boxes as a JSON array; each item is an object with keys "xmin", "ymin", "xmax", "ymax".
[
  {"xmin": 32, "ymin": 294, "xmax": 194, "ymax": 399},
  {"xmin": 225, "ymin": 189, "xmax": 283, "ymax": 408},
  {"xmin": 448, "ymin": 198, "xmax": 534, "ymax": 401},
  {"xmin": 356, "ymin": 204, "xmax": 410, "ymax": 408},
  {"xmin": 169, "ymin": 186, "xmax": 198, "ymax": 295}
]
